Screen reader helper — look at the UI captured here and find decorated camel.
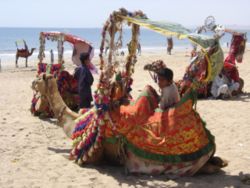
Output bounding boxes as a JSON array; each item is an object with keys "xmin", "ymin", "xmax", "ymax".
[
  {"xmin": 32, "ymin": 72, "xmax": 227, "ymax": 174},
  {"xmin": 222, "ymin": 32, "xmax": 246, "ymax": 95},
  {"xmin": 183, "ymin": 17, "xmax": 247, "ymax": 98},
  {"xmin": 32, "ymin": 73, "xmax": 124, "ymax": 164},
  {"xmin": 31, "ymin": 9, "xmax": 228, "ymax": 176},
  {"xmin": 16, "ymin": 48, "xmax": 36, "ymax": 67},
  {"xmin": 31, "ymin": 32, "xmax": 95, "ymax": 117},
  {"xmin": 15, "ymin": 40, "xmax": 35, "ymax": 67}
]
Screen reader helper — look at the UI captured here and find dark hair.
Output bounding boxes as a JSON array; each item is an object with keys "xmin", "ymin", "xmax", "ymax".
[
  {"xmin": 157, "ymin": 68, "xmax": 173, "ymax": 81},
  {"xmin": 79, "ymin": 52, "xmax": 90, "ymax": 63}
]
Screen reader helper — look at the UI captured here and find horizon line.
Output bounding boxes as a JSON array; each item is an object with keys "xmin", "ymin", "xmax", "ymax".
[{"xmin": 1, "ymin": 24, "xmax": 250, "ymax": 30}]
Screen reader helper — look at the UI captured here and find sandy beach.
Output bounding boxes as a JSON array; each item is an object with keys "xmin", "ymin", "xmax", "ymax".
[{"xmin": 0, "ymin": 48, "xmax": 250, "ymax": 188}]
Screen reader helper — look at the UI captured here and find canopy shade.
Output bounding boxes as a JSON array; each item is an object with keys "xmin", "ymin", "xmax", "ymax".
[
  {"xmin": 119, "ymin": 16, "xmax": 217, "ymax": 49},
  {"xmin": 116, "ymin": 13, "xmax": 224, "ymax": 86},
  {"xmin": 38, "ymin": 31, "xmax": 97, "ymax": 73}
]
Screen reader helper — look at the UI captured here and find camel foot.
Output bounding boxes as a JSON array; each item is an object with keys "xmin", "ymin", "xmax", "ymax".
[
  {"xmin": 239, "ymin": 172, "xmax": 250, "ymax": 185},
  {"xmin": 198, "ymin": 163, "xmax": 221, "ymax": 174},
  {"xmin": 209, "ymin": 156, "xmax": 228, "ymax": 168}
]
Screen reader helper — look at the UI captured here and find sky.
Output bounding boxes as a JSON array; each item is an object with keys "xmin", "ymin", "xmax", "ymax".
[{"xmin": 0, "ymin": 0, "xmax": 249, "ymax": 28}]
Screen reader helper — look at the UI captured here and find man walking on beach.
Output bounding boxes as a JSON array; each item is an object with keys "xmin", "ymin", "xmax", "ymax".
[
  {"xmin": 167, "ymin": 37, "xmax": 173, "ymax": 55},
  {"xmin": 50, "ymin": 49, "xmax": 54, "ymax": 64}
]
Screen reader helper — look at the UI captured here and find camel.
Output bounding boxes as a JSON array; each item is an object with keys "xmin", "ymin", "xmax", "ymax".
[
  {"xmin": 30, "ymin": 8, "xmax": 230, "ymax": 175},
  {"xmin": 31, "ymin": 74, "xmax": 113, "ymax": 164},
  {"xmin": 32, "ymin": 73, "xmax": 79, "ymax": 137},
  {"xmin": 32, "ymin": 73, "xmax": 228, "ymax": 175},
  {"xmin": 16, "ymin": 47, "xmax": 35, "ymax": 67}
]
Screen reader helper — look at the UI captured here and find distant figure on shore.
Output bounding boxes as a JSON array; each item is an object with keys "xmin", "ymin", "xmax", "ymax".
[
  {"xmin": 104, "ymin": 39, "xmax": 109, "ymax": 55},
  {"xmin": 127, "ymin": 41, "xmax": 132, "ymax": 54},
  {"xmin": 50, "ymin": 49, "xmax": 54, "ymax": 64},
  {"xmin": 120, "ymin": 51, "xmax": 125, "ymax": 56},
  {"xmin": 137, "ymin": 42, "xmax": 141, "ymax": 55},
  {"xmin": 127, "ymin": 41, "xmax": 141, "ymax": 55},
  {"xmin": 190, "ymin": 45, "xmax": 197, "ymax": 59},
  {"xmin": 167, "ymin": 37, "xmax": 173, "ymax": 55}
]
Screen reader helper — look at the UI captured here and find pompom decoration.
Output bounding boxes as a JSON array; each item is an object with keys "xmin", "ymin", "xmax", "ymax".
[{"xmin": 70, "ymin": 8, "xmax": 145, "ymax": 164}]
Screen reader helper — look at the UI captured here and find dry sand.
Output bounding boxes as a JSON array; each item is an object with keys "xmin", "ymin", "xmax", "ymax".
[{"xmin": 0, "ymin": 49, "xmax": 250, "ymax": 188}]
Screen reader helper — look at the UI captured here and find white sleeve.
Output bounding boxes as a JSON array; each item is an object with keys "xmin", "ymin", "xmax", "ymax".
[{"xmin": 159, "ymin": 89, "xmax": 170, "ymax": 110}]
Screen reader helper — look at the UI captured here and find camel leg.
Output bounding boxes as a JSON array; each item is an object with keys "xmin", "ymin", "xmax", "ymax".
[
  {"xmin": 15, "ymin": 56, "xmax": 18, "ymax": 68},
  {"xmin": 197, "ymin": 162, "xmax": 221, "ymax": 174},
  {"xmin": 25, "ymin": 58, "xmax": 28, "ymax": 67},
  {"xmin": 197, "ymin": 156, "xmax": 228, "ymax": 175},
  {"xmin": 238, "ymin": 78, "xmax": 244, "ymax": 94},
  {"xmin": 208, "ymin": 156, "xmax": 228, "ymax": 168}
]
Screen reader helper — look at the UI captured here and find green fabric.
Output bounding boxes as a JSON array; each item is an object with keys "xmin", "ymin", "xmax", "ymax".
[
  {"xmin": 187, "ymin": 33, "xmax": 217, "ymax": 49},
  {"xmin": 123, "ymin": 16, "xmax": 190, "ymax": 39},
  {"xmin": 121, "ymin": 16, "xmax": 219, "ymax": 49},
  {"xmin": 207, "ymin": 45, "xmax": 224, "ymax": 82}
]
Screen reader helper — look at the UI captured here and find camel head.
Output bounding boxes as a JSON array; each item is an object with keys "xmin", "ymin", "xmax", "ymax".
[
  {"xmin": 143, "ymin": 60, "xmax": 167, "ymax": 83},
  {"xmin": 30, "ymin": 48, "xmax": 36, "ymax": 56},
  {"xmin": 31, "ymin": 73, "xmax": 57, "ymax": 95},
  {"xmin": 144, "ymin": 60, "xmax": 166, "ymax": 73}
]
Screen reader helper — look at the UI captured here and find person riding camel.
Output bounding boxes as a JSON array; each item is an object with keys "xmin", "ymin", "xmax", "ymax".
[{"xmin": 157, "ymin": 67, "xmax": 180, "ymax": 110}]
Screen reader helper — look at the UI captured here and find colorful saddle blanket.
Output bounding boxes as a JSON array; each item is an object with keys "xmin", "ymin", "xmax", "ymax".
[
  {"xmin": 71, "ymin": 85, "xmax": 215, "ymax": 175},
  {"xmin": 107, "ymin": 86, "xmax": 214, "ymax": 162}
]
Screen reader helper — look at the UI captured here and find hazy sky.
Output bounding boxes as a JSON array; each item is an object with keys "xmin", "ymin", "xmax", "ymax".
[{"xmin": 0, "ymin": 0, "xmax": 249, "ymax": 28}]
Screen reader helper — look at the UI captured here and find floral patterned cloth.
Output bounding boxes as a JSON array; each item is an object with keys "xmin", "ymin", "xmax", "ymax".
[
  {"xmin": 106, "ymin": 86, "xmax": 214, "ymax": 163},
  {"xmin": 125, "ymin": 149, "xmax": 213, "ymax": 176}
]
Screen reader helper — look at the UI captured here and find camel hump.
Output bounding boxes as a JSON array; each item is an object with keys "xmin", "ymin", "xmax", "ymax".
[{"xmin": 17, "ymin": 49, "xmax": 28, "ymax": 53}]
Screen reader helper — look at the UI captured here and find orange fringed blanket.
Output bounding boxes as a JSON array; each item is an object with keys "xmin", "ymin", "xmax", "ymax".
[{"xmin": 107, "ymin": 85, "xmax": 214, "ymax": 162}]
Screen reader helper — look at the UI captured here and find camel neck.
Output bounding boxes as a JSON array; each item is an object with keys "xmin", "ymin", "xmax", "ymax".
[
  {"xmin": 45, "ymin": 80, "xmax": 79, "ymax": 138},
  {"xmin": 46, "ymin": 86, "xmax": 66, "ymax": 118}
]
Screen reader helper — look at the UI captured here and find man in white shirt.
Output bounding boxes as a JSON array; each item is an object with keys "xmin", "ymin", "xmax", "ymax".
[
  {"xmin": 210, "ymin": 72, "xmax": 239, "ymax": 99},
  {"xmin": 157, "ymin": 68, "xmax": 180, "ymax": 110}
]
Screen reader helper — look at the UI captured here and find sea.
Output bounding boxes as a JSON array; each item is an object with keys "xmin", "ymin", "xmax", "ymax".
[{"xmin": 0, "ymin": 27, "xmax": 249, "ymax": 67}]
